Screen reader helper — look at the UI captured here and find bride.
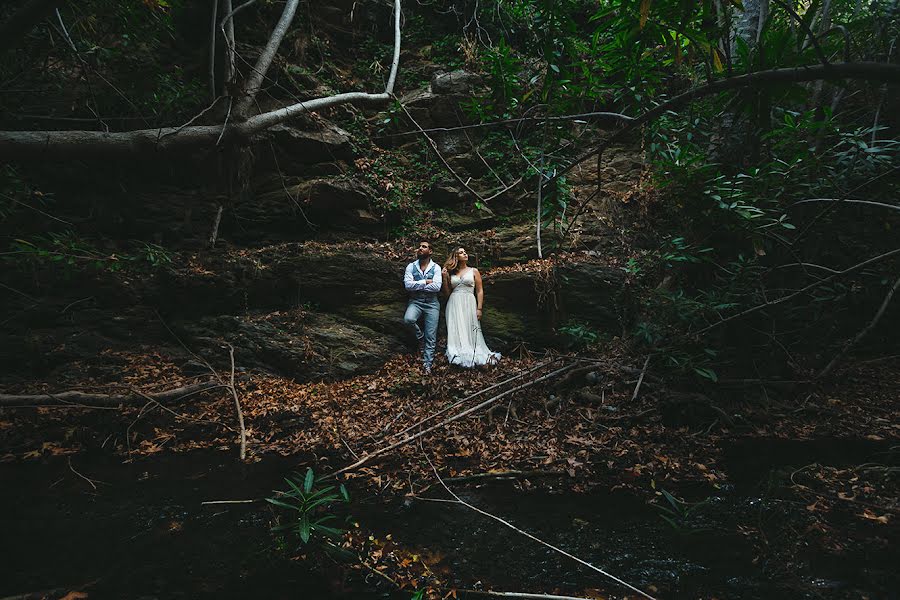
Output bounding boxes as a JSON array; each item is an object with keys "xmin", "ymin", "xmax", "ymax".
[{"xmin": 441, "ymin": 247, "xmax": 501, "ymax": 368}]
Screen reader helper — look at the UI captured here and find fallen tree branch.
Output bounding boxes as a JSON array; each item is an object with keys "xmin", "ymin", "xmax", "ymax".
[
  {"xmin": 0, "ymin": 380, "xmax": 221, "ymax": 407},
  {"xmin": 424, "ymin": 450, "xmax": 658, "ymax": 600},
  {"xmin": 0, "ymin": 0, "xmax": 403, "ymax": 159},
  {"xmin": 446, "ymin": 469, "xmax": 562, "ymax": 483},
  {"xmin": 227, "ymin": 344, "xmax": 247, "ymax": 460},
  {"xmin": 631, "ymin": 355, "xmax": 651, "ymax": 401},
  {"xmin": 331, "ymin": 363, "xmax": 576, "ymax": 477}
]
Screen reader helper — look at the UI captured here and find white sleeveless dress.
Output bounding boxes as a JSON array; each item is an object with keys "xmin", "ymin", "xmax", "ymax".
[{"xmin": 446, "ymin": 269, "xmax": 501, "ymax": 367}]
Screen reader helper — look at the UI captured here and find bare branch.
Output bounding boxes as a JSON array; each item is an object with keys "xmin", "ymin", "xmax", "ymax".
[
  {"xmin": 695, "ymin": 248, "xmax": 900, "ymax": 335},
  {"xmin": 385, "ymin": 0, "xmax": 401, "ymax": 94},
  {"xmin": 791, "ymin": 198, "xmax": 900, "ymax": 213},
  {"xmin": 0, "ymin": 380, "xmax": 221, "ymax": 408},
  {"xmin": 6, "ymin": 59, "xmax": 894, "ymax": 161},
  {"xmin": 223, "ymin": 0, "xmax": 237, "ymax": 88},
  {"xmin": 235, "ymin": 0, "xmax": 300, "ymax": 115},
  {"xmin": 227, "ymin": 344, "xmax": 247, "ymax": 460},
  {"xmin": 209, "ymin": 0, "xmax": 219, "ymax": 99},
  {"xmin": 817, "ymin": 274, "xmax": 900, "ymax": 378}
]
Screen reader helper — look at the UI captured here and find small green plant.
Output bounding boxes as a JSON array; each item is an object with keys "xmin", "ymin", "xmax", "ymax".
[
  {"xmin": 267, "ymin": 468, "xmax": 350, "ymax": 546},
  {"xmin": 559, "ymin": 321, "xmax": 599, "ymax": 349},
  {"xmin": 654, "ymin": 489, "xmax": 710, "ymax": 534}
]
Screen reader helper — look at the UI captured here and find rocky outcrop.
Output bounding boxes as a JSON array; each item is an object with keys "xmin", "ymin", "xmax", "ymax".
[
  {"xmin": 179, "ymin": 310, "xmax": 404, "ymax": 381},
  {"xmin": 237, "ymin": 177, "xmax": 381, "ymax": 241},
  {"xmin": 267, "ymin": 122, "xmax": 354, "ymax": 164},
  {"xmin": 386, "ymin": 70, "xmax": 483, "ymax": 156}
]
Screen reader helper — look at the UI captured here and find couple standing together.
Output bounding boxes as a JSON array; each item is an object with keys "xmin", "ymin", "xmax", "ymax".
[{"xmin": 403, "ymin": 239, "xmax": 501, "ymax": 374}]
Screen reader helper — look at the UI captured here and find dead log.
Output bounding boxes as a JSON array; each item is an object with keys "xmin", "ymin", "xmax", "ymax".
[{"xmin": 0, "ymin": 380, "xmax": 220, "ymax": 407}]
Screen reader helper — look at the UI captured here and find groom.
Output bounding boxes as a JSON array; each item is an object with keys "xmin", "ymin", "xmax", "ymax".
[{"xmin": 403, "ymin": 238, "xmax": 442, "ymax": 374}]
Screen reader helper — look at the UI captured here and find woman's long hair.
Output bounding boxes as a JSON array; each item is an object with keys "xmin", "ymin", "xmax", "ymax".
[{"xmin": 444, "ymin": 246, "xmax": 465, "ymax": 274}]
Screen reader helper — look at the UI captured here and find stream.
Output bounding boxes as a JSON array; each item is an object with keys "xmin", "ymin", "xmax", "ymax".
[{"xmin": 2, "ymin": 440, "xmax": 896, "ymax": 599}]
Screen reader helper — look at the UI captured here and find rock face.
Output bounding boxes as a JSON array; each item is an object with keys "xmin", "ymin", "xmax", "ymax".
[
  {"xmin": 431, "ymin": 70, "xmax": 482, "ymax": 94},
  {"xmin": 480, "ymin": 261, "xmax": 628, "ymax": 349},
  {"xmin": 268, "ymin": 123, "xmax": 354, "ymax": 164},
  {"xmin": 241, "ymin": 178, "xmax": 381, "ymax": 240},
  {"xmin": 389, "ymin": 71, "xmax": 483, "ymax": 156},
  {"xmin": 179, "ymin": 311, "xmax": 404, "ymax": 381},
  {"xmin": 159, "ymin": 245, "xmax": 627, "ymax": 364}
]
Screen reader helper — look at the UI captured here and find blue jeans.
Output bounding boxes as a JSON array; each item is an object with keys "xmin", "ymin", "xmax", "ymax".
[{"xmin": 404, "ymin": 298, "xmax": 439, "ymax": 369}]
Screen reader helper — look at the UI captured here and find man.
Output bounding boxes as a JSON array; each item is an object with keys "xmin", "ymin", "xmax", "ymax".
[{"xmin": 403, "ymin": 238, "xmax": 442, "ymax": 374}]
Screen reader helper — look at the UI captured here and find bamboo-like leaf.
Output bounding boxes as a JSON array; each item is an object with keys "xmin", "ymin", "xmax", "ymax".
[
  {"xmin": 265, "ymin": 497, "xmax": 301, "ymax": 511},
  {"xmin": 299, "ymin": 515, "xmax": 311, "ymax": 543},
  {"xmin": 303, "ymin": 467, "xmax": 315, "ymax": 494}
]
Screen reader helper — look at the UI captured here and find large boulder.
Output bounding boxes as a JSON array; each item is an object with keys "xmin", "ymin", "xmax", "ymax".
[
  {"xmin": 478, "ymin": 260, "xmax": 629, "ymax": 349},
  {"xmin": 247, "ymin": 178, "xmax": 381, "ymax": 237},
  {"xmin": 268, "ymin": 123, "xmax": 354, "ymax": 163},
  {"xmin": 431, "ymin": 70, "xmax": 482, "ymax": 94}
]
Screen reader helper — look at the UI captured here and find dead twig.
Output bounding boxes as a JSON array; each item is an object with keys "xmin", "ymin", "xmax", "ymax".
[
  {"xmin": 631, "ymin": 355, "xmax": 651, "ymax": 401},
  {"xmin": 67, "ymin": 456, "xmax": 99, "ymax": 490},
  {"xmin": 227, "ymin": 344, "xmax": 247, "ymax": 460},
  {"xmin": 446, "ymin": 470, "xmax": 562, "ymax": 483}
]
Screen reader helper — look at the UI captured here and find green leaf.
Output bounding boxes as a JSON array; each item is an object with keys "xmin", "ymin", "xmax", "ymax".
[
  {"xmin": 265, "ymin": 498, "xmax": 301, "ymax": 511},
  {"xmin": 693, "ymin": 367, "xmax": 718, "ymax": 382},
  {"xmin": 299, "ymin": 515, "xmax": 311, "ymax": 543},
  {"xmin": 303, "ymin": 467, "xmax": 315, "ymax": 494}
]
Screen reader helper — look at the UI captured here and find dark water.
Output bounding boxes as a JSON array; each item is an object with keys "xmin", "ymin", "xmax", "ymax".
[{"xmin": 2, "ymin": 440, "xmax": 896, "ymax": 599}]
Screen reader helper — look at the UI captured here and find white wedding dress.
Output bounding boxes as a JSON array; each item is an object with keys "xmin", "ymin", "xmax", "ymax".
[{"xmin": 446, "ymin": 269, "xmax": 501, "ymax": 367}]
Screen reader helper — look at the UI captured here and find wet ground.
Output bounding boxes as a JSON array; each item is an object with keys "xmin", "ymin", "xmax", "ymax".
[{"xmin": 3, "ymin": 438, "xmax": 896, "ymax": 599}]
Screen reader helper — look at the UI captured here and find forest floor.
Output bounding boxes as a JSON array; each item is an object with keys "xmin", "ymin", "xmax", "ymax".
[{"xmin": 1, "ymin": 342, "xmax": 897, "ymax": 599}]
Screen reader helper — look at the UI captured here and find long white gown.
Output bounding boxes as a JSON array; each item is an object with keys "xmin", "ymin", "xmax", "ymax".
[{"xmin": 446, "ymin": 268, "xmax": 501, "ymax": 367}]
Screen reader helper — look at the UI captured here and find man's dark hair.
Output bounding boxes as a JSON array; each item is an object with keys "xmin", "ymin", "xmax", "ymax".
[{"xmin": 418, "ymin": 238, "xmax": 432, "ymax": 249}]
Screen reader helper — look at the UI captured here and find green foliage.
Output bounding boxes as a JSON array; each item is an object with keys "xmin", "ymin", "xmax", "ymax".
[
  {"xmin": 559, "ymin": 320, "xmax": 600, "ymax": 349},
  {"xmin": 7, "ymin": 233, "xmax": 174, "ymax": 273},
  {"xmin": 267, "ymin": 468, "xmax": 350, "ymax": 547},
  {"xmin": 654, "ymin": 489, "xmax": 711, "ymax": 534}
]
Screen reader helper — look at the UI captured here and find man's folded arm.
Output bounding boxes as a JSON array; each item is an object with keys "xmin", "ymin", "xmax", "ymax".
[
  {"xmin": 422, "ymin": 265, "xmax": 442, "ymax": 293},
  {"xmin": 404, "ymin": 264, "xmax": 423, "ymax": 291}
]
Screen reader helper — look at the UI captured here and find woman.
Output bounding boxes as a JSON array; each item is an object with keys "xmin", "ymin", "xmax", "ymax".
[{"xmin": 441, "ymin": 247, "xmax": 501, "ymax": 367}]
